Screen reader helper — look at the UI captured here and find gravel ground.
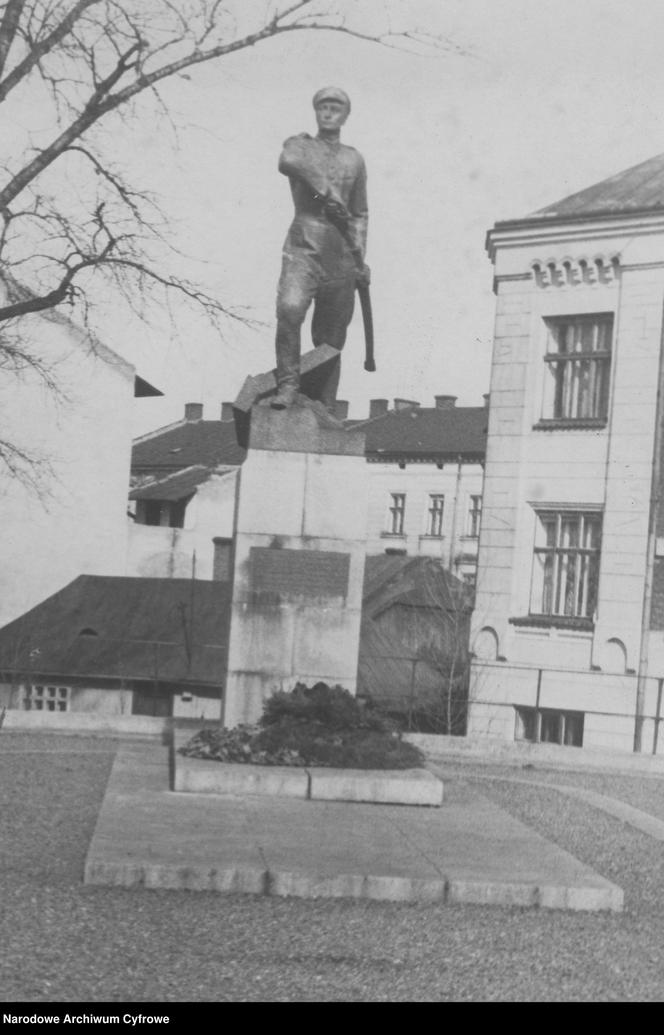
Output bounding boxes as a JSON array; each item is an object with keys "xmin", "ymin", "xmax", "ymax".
[{"xmin": 2, "ymin": 731, "xmax": 664, "ymax": 1002}]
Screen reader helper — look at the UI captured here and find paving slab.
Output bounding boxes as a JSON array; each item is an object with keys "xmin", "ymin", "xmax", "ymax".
[{"xmin": 84, "ymin": 743, "xmax": 624, "ymax": 912}]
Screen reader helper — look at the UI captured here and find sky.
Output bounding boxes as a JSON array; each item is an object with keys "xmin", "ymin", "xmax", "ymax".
[{"xmin": 71, "ymin": 0, "xmax": 664, "ymax": 434}]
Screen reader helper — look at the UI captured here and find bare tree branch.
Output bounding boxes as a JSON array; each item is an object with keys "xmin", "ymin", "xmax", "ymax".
[
  {"xmin": 0, "ymin": 0, "xmax": 461, "ymax": 490},
  {"xmin": 63, "ymin": 144, "xmax": 144, "ymax": 218},
  {"xmin": 0, "ymin": 0, "xmax": 102, "ymax": 102},
  {"xmin": 0, "ymin": 0, "xmax": 26, "ymax": 80}
]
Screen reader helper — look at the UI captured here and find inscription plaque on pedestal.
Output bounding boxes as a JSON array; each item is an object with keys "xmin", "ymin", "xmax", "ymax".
[{"xmin": 250, "ymin": 547, "xmax": 350, "ymax": 600}]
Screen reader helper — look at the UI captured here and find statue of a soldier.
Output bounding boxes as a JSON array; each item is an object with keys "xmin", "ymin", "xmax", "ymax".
[{"xmin": 271, "ymin": 87, "xmax": 370, "ymax": 412}]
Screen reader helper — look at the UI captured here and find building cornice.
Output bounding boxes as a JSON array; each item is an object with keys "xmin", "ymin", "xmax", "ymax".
[
  {"xmin": 366, "ymin": 453, "xmax": 485, "ymax": 466},
  {"xmin": 486, "ymin": 209, "xmax": 664, "ymax": 262}
]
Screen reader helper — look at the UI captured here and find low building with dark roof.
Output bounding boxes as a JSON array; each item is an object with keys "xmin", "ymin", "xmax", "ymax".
[
  {"xmin": 359, "ymin": 555, "xmax": 473, "ymax": 732},
  {"xmin": 131, "ymin": 403, "xmax": 246, "ymax": 481},
  {"xmin": 0, "ymin": 575, "xmax": 230, "ymax": 720},
  {"xmin": 0, "ymin": 557, "xmax": 472, "ymax": 730}
]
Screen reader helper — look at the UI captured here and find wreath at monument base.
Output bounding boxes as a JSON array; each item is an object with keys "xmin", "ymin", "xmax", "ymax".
[{"xmin": 179, "ymin": 682, "xmax": 424, "ymax": 770}]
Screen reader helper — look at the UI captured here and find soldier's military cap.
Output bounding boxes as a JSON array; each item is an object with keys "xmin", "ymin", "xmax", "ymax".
[{"xmin": 312, "ymin": 87, "xmax": 351, "ymax": 112}]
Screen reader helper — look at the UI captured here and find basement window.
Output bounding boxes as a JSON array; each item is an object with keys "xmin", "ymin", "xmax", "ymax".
[
  {"xmin": 515, "ymin": 706, "xmax": 584, "ymax": 747},
  {"xmin": 22, "ymin": 684, "xmax": 70, "ymax": 712}
]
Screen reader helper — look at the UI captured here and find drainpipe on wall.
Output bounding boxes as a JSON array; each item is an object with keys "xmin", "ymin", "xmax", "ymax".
[
  {"xmin": 447, "ymin": 456, "xmax": 463, "ymax": 573},
  {"xmin": 634, "ymin": 297, "xmax": 664, "ymax": 753}
]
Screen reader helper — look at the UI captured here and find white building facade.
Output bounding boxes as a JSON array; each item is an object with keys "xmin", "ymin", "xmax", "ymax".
[
  {"xmin": 468, "ymin": 153, "xmax": 664, "ymax": 756},
  {"xmin": 364, "ymin": 459, "xmax": 484, "ymax": 582},
  {"xmin": 0, "ymin": 283, "xmax": 138, "ymax": 629}
]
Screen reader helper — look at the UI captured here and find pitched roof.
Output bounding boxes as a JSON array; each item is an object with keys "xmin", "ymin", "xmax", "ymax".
[
  {"xmin": 363, "ymin": 555, "xmax": 473, "ymax": 617},
  {"xmin": 129, "ymin": 465, "xmax": 226, "ymax": 501},
  {"xmin": 362, "ymin": 554, "xmax": 413, "ymax": 599},
  {"xmin": 356, "ymin": 406, "xmax": 487, "ymax": 460},
  {"xmin": 132, "ymin": 420, "xmax": 246, "ymax": 472},
  {"xmin": 133, "ymin": 404, "xmax": 486, "ymax": 473},
  {"xmin": 510, "ymin": 152, "xmax": 664, "ymax": 226},
  {"xmin": 0, "ymin": 576, "xmax": 230, "ymax": 685}
]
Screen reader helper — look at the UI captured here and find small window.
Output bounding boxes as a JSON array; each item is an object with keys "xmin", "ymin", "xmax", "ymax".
[
  {"xmin": 515, "ymin": 706, "xmax": 584, "ymax": 747},
  {"xmin": 141, "ymin": 499, "xmax": 164, "ymax": 526},
  {"xmin": 136, "ymin": 498, "xmax": 188, "ymax": 529},
  {"xmin": 467, "ymin": 495, "xmax": 482, "ymax": 538},
  {"xmin": 542, "ymin": 314, "xmax": 613, "ymax": 423},
  {"xmin": 386, "ymin": 493, "xmax": 406, "ymax": 536},
  {"xmin": 426, "ymin": 494, "xmax": 445, "ymax": 537},
  {"xmin": 22, "ymin": 684, "xmax": 70, "ymax": 712}
]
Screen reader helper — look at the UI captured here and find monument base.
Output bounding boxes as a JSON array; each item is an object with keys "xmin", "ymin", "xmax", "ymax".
[
  {"xmin": 232, "ymin": 344, "xmax": 342, "ymax": 448},
  {"xmin": 222, "ymin": 402, "xmax": 367, "ymax": 728}
]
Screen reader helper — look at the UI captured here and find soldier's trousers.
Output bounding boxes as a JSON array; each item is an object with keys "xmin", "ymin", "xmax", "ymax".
[{"xmin": 275, "ymin": 253, "xmax": 356, "ymax": 408}]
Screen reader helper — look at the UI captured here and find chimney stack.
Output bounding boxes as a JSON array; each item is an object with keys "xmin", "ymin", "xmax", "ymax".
[
  {"xmin": 220, "ymin": 402, "xmax": 234, "ymax": 422},
  {"xmin": 434, "ymin": 395, "xmax": 457, "ymax": 410},
  {"xmin": 334, "ymin": 399, "xmax": 349, "ymax": 421},
  {"xmin": 394, "ymin": 398, "xmax": 420, "ymax": 411},
  {"xmin": 212, "ymin": 537, "xmax": 233, "ymax": 582},
  {"xmin": 184, "ymin": 402, "xmax": 203, "ymax": 421},
  {"xmin": 369, "ymin": 398, "xmax": 389, "ymax": 418}
]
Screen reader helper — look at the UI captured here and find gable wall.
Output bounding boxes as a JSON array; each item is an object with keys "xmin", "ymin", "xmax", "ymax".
[{"xmin": 0, "ymin": 306, "xmax": 134, "ymax": 627}]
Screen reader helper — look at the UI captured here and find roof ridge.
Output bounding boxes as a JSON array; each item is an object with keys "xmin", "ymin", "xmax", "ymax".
[
  {"xmin": 132, "ymin": 418, "xmax": 188, "ymax": 444},
  {"xmin": 353, "ymin": 403, "xmax": 484, "ymax": 428},
  {"xmin": 526, "ymin": 150, "xmax": 664, "ymax": 222}
]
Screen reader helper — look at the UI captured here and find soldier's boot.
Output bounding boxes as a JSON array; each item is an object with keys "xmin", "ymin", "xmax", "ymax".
[
  {"xmin": 271, "ymin": 324, "xmax": 301, "ymax": 409},
  {"xmin": 317, "ymin": 347, "xmax": 342, "ymax": 415},
  {"xmin": 270, "ymin": 383, "xmax": 298, "ymax": 410}
]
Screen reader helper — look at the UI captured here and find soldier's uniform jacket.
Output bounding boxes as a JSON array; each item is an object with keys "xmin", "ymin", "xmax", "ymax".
[{"xmin": 278, "ymin": 133, "xmax": 368, "ymax": 281}]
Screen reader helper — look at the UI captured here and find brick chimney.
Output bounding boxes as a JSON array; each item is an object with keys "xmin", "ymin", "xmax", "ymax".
[
  {"xmin": 334, "ymin": 399, "xmax": 349, "ymax": 421},
  {"xmin": 483, "ymin": 393, "xmax": 490, "ymax": 408},
  {"xmin": 434, "ymin": 395, "xmax": 457, "ymax": 410},
  {"xmin": 212, "ymin": 537, "xmax": 233, "ymax": 581},
  {"xmin": 184, "ymin": 402, "xmax": 203, "ymax": 421},
  {"xmin": 369, "ymin": 398, "xmax": 389, "ymax": 418},
  {"xmin": 220, "ymin": 402, "xmax": 234, "ymax": 422},
  {"xmin": 394, "ymin": 398, "xmax": 420, "ymax": 411}
]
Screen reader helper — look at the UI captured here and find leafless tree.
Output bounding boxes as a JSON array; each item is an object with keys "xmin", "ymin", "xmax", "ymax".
[
  {"xmin": 359, "ymin": 556, "xmax": 474, "ymax": 734},
  {"xmin": 0, "ymin": 0, "xmax": 460, "ymax": 481}
]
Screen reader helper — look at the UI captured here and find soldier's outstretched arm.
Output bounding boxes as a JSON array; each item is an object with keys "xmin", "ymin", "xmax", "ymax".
[{"xmin": 278, "ymin": 134, "xmax": 330, "ymax": 195}]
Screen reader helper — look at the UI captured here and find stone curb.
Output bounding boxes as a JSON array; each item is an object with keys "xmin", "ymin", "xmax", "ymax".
[
  {"xmin": 308, "ymin": 768, "xmax": 443, "ymax": 806},
  {"xmin": 84, "ymin": 856, "xmax": 622, "ymax": 911},
  {"xmin": 174, "ymin": 757, "xmax": 309, "ymax": 798},
  {"xmin": 463, "ymin": 771, "xmax": 664, "ymax": 842},
  {"xmin": 174, "ymin": 731, "xmax": 444, "ymax": 806},
  {"xmin": 174, "ymin": 752, "xmax": 443, "ymax": 806},
  {"xmin": 407, "ymin": 732, "xmax": 664, "ymax": 775}
]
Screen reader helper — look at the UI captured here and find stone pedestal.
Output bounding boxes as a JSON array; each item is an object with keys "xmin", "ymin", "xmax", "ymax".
[{"xmin": 222, "ymin": 403, "xmax": 368, "ymax": 728}]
